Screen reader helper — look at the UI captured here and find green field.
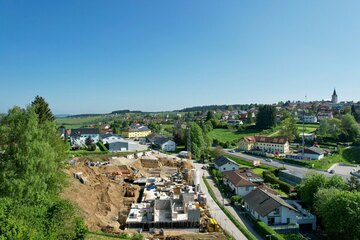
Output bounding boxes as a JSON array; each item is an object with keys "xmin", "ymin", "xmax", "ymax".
[
  {"xmin": 56, "ymin": 115, "xmax": 112, "ymax": 129},
  {"xmin": 209, "ymin": 128, "xmax": 263, "ymax": 143},
  {"xmin": 295, "ymin": 124, "xmax": 319, "ymax": 134}
]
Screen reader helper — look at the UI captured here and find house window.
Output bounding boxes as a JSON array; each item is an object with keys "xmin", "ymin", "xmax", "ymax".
[
  {"xmin": 223, "ymin": 167, "xmax": 226, "ymax": 171},
  {"xmin": 245, "ymin": 187, "xmax": 249, "ymax": 191},
  {"xmin": 274, "ymin": 208, "xmax": 280, "ymax": 215},
  {"xmin": 287, "ymin": 218, "xmax": 290, "ymax": 224}
]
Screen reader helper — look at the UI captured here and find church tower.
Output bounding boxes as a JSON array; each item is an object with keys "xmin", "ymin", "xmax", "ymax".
[{"xmin": 331, "ymin": 89, "xmax": 338, "ymax": 103}]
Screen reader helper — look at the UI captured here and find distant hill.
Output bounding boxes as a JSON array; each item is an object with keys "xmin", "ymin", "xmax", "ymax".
[{"xmin": 178, "ymin": 104, "xmax": 254, "ymax": 112}]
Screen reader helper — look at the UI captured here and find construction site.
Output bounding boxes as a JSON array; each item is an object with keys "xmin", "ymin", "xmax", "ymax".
[{"xmin": 62, "ymin": 151, "xmax": 227, "ymax": 240}]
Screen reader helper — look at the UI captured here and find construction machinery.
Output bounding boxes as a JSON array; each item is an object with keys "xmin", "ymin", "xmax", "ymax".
[{"xmin": 207, "ymin": 218, "xmax": 220, "ymax": 232}]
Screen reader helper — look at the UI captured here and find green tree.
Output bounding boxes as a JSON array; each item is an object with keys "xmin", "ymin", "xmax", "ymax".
[
  {"xmin": 187, "ymin": 122, "xmax": 205, "ymax": 159},
  {"xmin": 256, "ymin": 105, "xmax": 277, "ymax": 129},
  {"xmin": 340, "ymin": 114, "xmax": 360, "ymax": 142},
  {"xmin": 0, "ymin": 105, "xmax": 86, "ymax": 240},
  {"xmin": 298, "ymin": 173, "xmax": 346, "ymax": 208},
  {"xmin": 315, "ymin": 189, "xmax": 360, "ymax": 239},
  {"xmin": 0, "ymin": 107, "xmax": 66, "ymax": 201},
  {"xmin": 347, "ymin": 176, "xmax": 360, "ymax": 191},
  {"xmin": 279, "ymin": 115, "xmax": 298, "ymax": 141},
  {"xmin": 351, "ymin": 105, "xmax": 359, "ymax": 122},
  {"xmin": 31, "ymin": 95, "xmax": 55, "ymax": 124},
  {"xmin": 318, "ymin": 119, "xmax": 330, "ymax": 137}
]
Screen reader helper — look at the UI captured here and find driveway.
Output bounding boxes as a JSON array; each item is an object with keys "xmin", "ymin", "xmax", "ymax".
[{"xmin": 193, "ymin": 162, "xmax": 262, "ymax": 240}]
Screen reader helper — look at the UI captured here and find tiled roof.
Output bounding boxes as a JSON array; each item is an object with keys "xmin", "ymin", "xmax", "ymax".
[
  {"xmin": 243, "ymin": 188, "xmax": 298, "ymax": 217},
  {"xmin": 304, "ymin": 147, "xmax": 325, "ymax": 155},
  {"xmin": 254, "ymin": 136, "xmax": 289, "ymax": 144},
  {"xmin": 70, "ymin": 128, "xmax": 99, "ymax": 136},
  {"xmin": 223, "ymin": 170, "xmax": 256, "ymax": 187},
  {"xmin": 214, "ymin": 156, "xmax": 238, "ymax": 167}
]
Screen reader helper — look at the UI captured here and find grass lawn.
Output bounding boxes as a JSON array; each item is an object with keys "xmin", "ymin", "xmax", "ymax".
[
  {"xmin": 252, "ymin": 168, "xmax": 265, "ymax": 176},
  {"xmin": 295, "ymin": 124, "xmax": 319, "ymax": 134},
  {"xmin": 209, "ymin": 127, "xmax": 264, "ymax": 143},
  {"xmin": 86, "ymin": 232, "xmax": 131, "ymax": 240},
  {"xmin": 56, "ymin": 115, "xmax": 112, "ymax": 129}
]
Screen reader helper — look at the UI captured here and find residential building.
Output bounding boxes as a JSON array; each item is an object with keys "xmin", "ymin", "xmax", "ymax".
[
  {"xmin": 299, "ymin": 133, "xmax": 315, "ymax": 142},
  {"xmin": 317, "ymin": 111, "xmax": 333, "ymax": 121},
  {"xmin": 239, "ymin": 136, "xmax": 290, "ymax": 154},
  {"xmin": 239, "ymin": 136, "xmax": 256, "ymax": 151},
  {"xmin": 70, "ymin": 128, "xmax": 100, "ymax": 146},
  {"xmin": 227, "ymin": 120, "xmax": 243, "ymax": 125},
  {"xmin": 123, "ymin": 125, "xmax": 152, "ymax": 138},
  {"xmin": 214, "ymin": 156, "xmax": 240, "ymax": 172},
  {"xmin": 297, "ymin": 115, "xmax": 318, "ymax": 123},
  {"xmin": 101, "ymin": 134, "xmax": 123, "ymax": 144},
  {"xmin": 223, "ymin": 168, "xmax": 263, "ymax": 196},
  {"xmin": 303, "ymin": 147, "xmax": 325, "ymax": 160},
  {"xmin": 106, "ymin": 139, "xmax": 148, "ymax": 152},
  {"xmin": 147, "ymin": 134, "xmax": 176, "ymax": 152},
  {"xmin": 243, "ymin": 188, "xmax": 299, "ymax": 228}
]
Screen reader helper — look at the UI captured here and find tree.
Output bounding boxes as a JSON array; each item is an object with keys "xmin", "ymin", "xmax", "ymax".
[
  {"xmin": 351, "ymin": 105, "xmax": 359, "ymax": 122},
  {"xmin": 315, "ymin": 189, "xmax": 360, "ymax": 239},
  {"xmin": 279, "ymin": 115, "xmax": 298, "ymax": 141},
  {"xmin": 0, "ymin": 106, "xmax": 66, "ymax": 201},
  {"xmin": 298, "ymin": 173, "xmax": 347, "ymax": 208},
  {"xmin": 0, "ymin": 105, "xmax": 86, "ymax": 239},
  {"xmin": 318, "ymin": 119, "xmax": 330, "ymax": 137},
  {"xmin": 347, "ymin": 176, "xmax": 360, "ymax": 191},
  {"xmin": 340, "ymin": 114, "xmax": 360, "ymax": 142},
  {"xmin": 255, "ymin": 105, "xmax": 276, "ymax": 129},
  {"xmin": 31, "ymin": 95, "xmax": 55, "ymax": 124},
  {"xmin": 187, "ymin": 122, "xmax": 205, "ymax": 159},
  {"xmin": 206, "ymin": 111, "xmax": 215, "ymax": 122},
  {"xmin": 148, "ymin": 122, "xmax": 161, "ymax": 133}
]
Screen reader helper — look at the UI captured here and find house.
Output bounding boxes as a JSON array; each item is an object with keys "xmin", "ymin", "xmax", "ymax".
[
  {"xmin": 297, "ymin": 115, "xmax": 318, "ymax": 123},
  {"xmin": 154, "ymin": 138, "xmax": 176, "ymax": 152},
  {"xmin": 243, "ymin": 188, "xmax": 299, "ymax": 227},
  {"xmin": 303, "ymin": 147, "xmax": 325, "ymax": 160},
  {"xmin": 239, "ymin": 136, "xmax": 256, "ymax": 151},
  {"xmin": 214, "ymin": 156, "xmax": 240, "ymax": 172},
  {"xmin": 279, "ymin": 170, "xmax": 304, "ymax": 186},
  {"xmin": 227, "ymin": 120, "xmax": 243, "ymax": 125},
  {"xmin": 147, "ymin": 134, "xmax": 176, "ymax": 152},
  {"xmin": 101, "ymin": 134, "xmax": 123, "ymax": 144},
  {"xmin": 223, "ymin": 168, "xmax": 263, "ymax": 196},
  {"xmin": 123, "ymin": 125, "xmax": 152, "ymax": 138},
  {"xmin": 317, "ymin": 111, "xmax": 333, "ymax": 121},
  {"xmin": 299, "ymin": 133, "xmax": 315, "ymax": 141},
  {"xmin": 70, "ymin": 128, "xmax": 100, "ymax": 146},
  {"xmin": 106, "ymin": 139, "xmax": 148, "ymax": 152},
  {"xmin": 240, "ymin": 136, "xmax": 290, "ymax": 154}
]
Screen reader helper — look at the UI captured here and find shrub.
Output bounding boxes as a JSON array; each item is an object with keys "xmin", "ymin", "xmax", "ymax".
[
  {"xmin": 263, "ymin": 171, "xmax": 293, "ymax": 194},
  {"xmin": 252, "ymin": 219, "xmax": 285, "ymax": 240}
]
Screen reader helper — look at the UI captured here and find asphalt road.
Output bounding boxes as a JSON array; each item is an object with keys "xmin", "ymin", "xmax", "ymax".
[
  {"xmin": 225, "ymin": 151, "xmax": 355, "ymax": 180},
  {"xmin": 193, "ymin": 162, "xmax": 248, "ymax": 240}
]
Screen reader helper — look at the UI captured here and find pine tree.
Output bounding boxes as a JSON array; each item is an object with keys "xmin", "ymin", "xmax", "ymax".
[{"xmin": 31, "ymin": 95, "xmax": 55, "ymax": 124}]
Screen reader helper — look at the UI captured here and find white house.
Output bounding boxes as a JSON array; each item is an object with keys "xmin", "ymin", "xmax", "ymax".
[
  {"xmin": 297, "ymin": 115, "xmax": 318, "ymax": 123},
  {"xmin": 214, "ymin": 156, "xmax": 240, "ymax": 172},
  {"xmin": 157, "ymin": 139, "xmax": 176, "ymax": 152},
  {"xmin": 70, "ymin": 128, "xmax": 100, "ymax": 146},
  {"xmin": 303, "ymin": 147, "xmax": 325, "ymax": 160},
  {"xmin": 223, "ymin": 169, "xmax": 263, "ymax": 196},
  {"xmin": 101, "ymin": 134, "xmax": 123, "ymax": 144},
  {"xmin": 243, "ymin": 188, "xmax": 299, "ymax": 226},
  {"xmin": 299, "ymin": 133, "xmax": 316, "ymax": 141}
]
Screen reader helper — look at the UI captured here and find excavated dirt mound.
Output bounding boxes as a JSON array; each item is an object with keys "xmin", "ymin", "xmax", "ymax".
[{"xmin": 62, "ymin": 159, "xmax": 139, "ymax": 232}]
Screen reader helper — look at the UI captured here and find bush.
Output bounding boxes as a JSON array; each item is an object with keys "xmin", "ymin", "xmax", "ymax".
[
  {"xmin": 252, "ymin": 219, "xmax": 285, "ymax": 240},
  {"xmin": 97, "ymin": 141, "xmax": 108, "ymax": 152},
  {"xmin": 87, "ymin": 143, "xmax": 96, "ymax": 151},
  {"xmin": 263, "ymin": 171, "xmax": 293, "ymax": 194}
]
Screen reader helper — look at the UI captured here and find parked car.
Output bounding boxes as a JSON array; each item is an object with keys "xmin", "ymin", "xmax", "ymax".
[
  {"xmin": 329, "ymin": 169, "xmax": 335, "ymax": 174},
  {"xmin": 265, "ymin": 158, "xmax": 273, "ymax": 162}
]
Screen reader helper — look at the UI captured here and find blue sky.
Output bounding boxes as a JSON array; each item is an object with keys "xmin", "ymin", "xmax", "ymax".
[{"xmin": 1, "ymin": 1, "xmax": 360, "ymax": 114}]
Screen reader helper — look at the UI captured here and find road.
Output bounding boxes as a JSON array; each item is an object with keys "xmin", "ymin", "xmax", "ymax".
[
  {"xmin": 225, "ymin": 151, "xmax": 355, "ymax": 180},
  {"xmin": 193, "ymin": 162, "xmax": 248, "ymax": 240}
]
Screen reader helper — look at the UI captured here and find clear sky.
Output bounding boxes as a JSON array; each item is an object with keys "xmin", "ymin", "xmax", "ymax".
[{"xmin": 1, "ymin": 1, "xmax": 360, "ymax": 114}]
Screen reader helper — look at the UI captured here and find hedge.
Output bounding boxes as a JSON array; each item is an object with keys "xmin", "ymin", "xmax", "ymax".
[
  {"xmin": 278, "ymin": 158, "xmax": 310, "ymax": 167},
  {"xmin": 97, "ymin": 141, "xmax": 108, "ymax": 152},
  {"xmin": 262, "ymin": 171, "xmax": 293, "ymax": 194},
  {"xmin": 252, "ymin": 219, "xmax": 285, "ymax": 240},
  {"xmin": 202, "ymin": 176, "xmax": 257, "ymax": 240}
]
